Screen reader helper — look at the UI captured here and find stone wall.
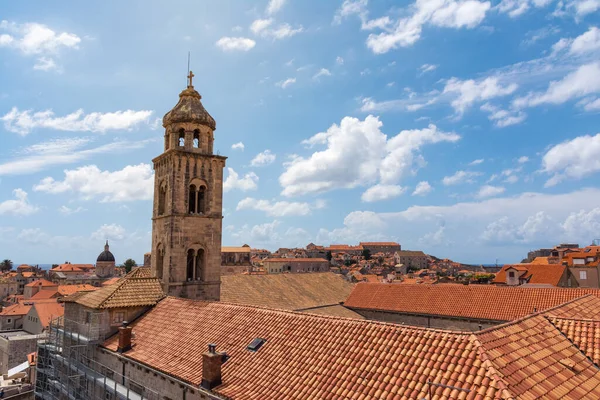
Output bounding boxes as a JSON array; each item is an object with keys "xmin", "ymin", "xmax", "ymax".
[
  {"xmin": 349, "ymin": 309, "xmax": 499, "ymax": 331},
  {"xmin": 263, "ymin": 259, "xmax": 330, "ymax": 274},
  {"xmin": 0, "ymin": 333, "xmax": 39, "ymax": 375}
]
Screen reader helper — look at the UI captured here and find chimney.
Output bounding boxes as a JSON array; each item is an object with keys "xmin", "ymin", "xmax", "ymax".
[
  {"xmin": 117, "ymin": 321, "xmax": 132, "ymax": 353},
  {"xmin": 201, "ymin": 344, "xmax": 223, "ymax": 390}
]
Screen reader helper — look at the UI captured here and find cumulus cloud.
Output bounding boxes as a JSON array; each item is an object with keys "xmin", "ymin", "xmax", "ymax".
[
  {"xmin": 58, "ymin": 205, "xmax": 85, "ymax": 215},
  {"xmin": 0, "ymin": 20, "xmax": 81, "ymax": 70},
  {"xmin": 480, "ymin": 103, "xmax": 527, "ymax": 127},
  {"xmin": 496, "ymin": 0, "xmax": 553, "ymax": 18},
  {"xmin": 0, "ymin": 189, "xmax": 39, "ymax": 216},
  {"xmin": 266, "ymin": 0, "xmax": 287, "ymax": 14},
  {"xmin": 361, "ymin": 184, "xmax": 405, "ymax": 202},
  {"xmin": 518, "ymin": 156, "xmax": 529, "ymax": 163},
  {"xmin": 442, "ymin": 170, "xmax": 482, "ymax": 185},
  {"xmin": 476, "ymin": 185, "xmax": 506, "ymax": 199},
  {"xmin": 231, "ymin": 142, "xmax": 245, "ymax": 151},
  {"xmin": 280, "ymin": 115, "xmax": 460, "ymax": 197},
  {"xmin": 542, "ymin": 133, "xmax": 600, "ymax": 186},
  {"xmin": 33, "ymin": 164, "xmax": 154, "ymax": 202},
  {"xmin": 1, "ymin": 107, "xmax": 153, "ymax": 136},
  {"xmin": 223, "ymin": 168, "xmax": 259, "ymax": 192},
  {"xmin": 276, "ymin": 77, "xmax": 296, "ymax": 89},
  {"xmin": 91, "ymin": 223, "xmax": 126, "ymax": 241},
  {"xmin": 250, "ymin": 150, "xmax": 276, "ymax": 166},
  {"xmin": 236, "ymin": 198, "xmax": 312, "ymax": 217},
  {"xmin": 412, "ymin": 181, "xmax": 433, "ymax": 196},
  {"xmin": 443, "ymin": 77, "xmax": 518, "ymax": 115},
  {"xmin": 513, "ymin": 62, "xmax": 600, "ymax": 109},
  {"xmin": 215, "ymin": 37, "xmax": 256, "ymax": 51},
  {"xmin": 250, "ymin": 18, "xmax": 303, "ymax": 40}
]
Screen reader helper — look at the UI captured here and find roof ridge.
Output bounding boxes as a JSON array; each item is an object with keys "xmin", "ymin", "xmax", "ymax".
[
  {"xmin": 544, "ymin": 314, "xmax": 600, "ymax": 370},
  {"xmin": 545, "ymin": 315, "xmax": 600, "ymax": 323}
]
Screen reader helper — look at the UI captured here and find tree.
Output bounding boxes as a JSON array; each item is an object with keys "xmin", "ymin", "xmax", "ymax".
[
  {"xmin": 123, "ymin": 259, "xmax": 137, "ymax": 273},
  {"xmin": 362, "ymin": 249, "xmax": 371, "ymax": 260},
  {"xmin": 326, "ymin": 251, "xmax": 332, "ymax": 262},
  {"xmin": 0, "ymin": 259, "xmax": 13, "ymax": 272}
]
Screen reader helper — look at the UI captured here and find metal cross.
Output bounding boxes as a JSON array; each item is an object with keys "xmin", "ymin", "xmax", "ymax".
[{"xmin": 187, "ymin": 70, "xmax": 194, "ymax": 87}]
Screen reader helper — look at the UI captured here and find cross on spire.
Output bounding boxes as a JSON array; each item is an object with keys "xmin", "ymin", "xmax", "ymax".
[{"xmin": 187, "ymin": 70, "xmax": 195, "ymax": 87}]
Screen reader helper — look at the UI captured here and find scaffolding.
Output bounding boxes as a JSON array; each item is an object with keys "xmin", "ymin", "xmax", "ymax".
[{"xmin": 35, "ymin": 315, "xmax": 159, "ymax": 400}]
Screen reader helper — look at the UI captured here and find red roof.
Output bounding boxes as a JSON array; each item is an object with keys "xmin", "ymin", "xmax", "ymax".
[
  {"xmin": 493, "ymin": 263, "xmax": 566, "ymax": 286},
  {"xmin": 25, "ymin": 279, "xmax": 58, "ymax": 288},
  {"xmin": 359, "ymin": 242, "xmax": 400, "ymax": 246},
  {"xmin": 263, "ymin": 258, "xmax": 328, "ymax": 263},
  {"xmin": 31, "ymin": 301, "xmax": 64, "ymax": 329},
  {"xmin": 30, "ymin": 290, "xmax": 60, "ymax": 300},
  {"xmin": 52, "ymin": 264, "xmax": 94, "ymax": 272},
  {"xmin": 0, "ymin": 302, "xmax": 31, "ymax": 316},
  {"xmin": 344, "ymin": 283, "xmax": 600, "ymax": 322},
  {"xmin": 57, "ymin": 284, "xmax": 98, "ymax": 296}
]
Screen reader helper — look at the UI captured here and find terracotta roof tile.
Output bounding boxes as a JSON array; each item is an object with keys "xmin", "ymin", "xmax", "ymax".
[
  {"xmin": 103, "ymin": 297, "xmax": 509, "ymax": 399},
  {"xmin": 359, "ymin": 242, "xmax": 401, "ymax": 246},
  {"xmin": 25, "ymin": 279, "xmax": 58, "ymax": 288},
  {"xmin": 494, "ymin": 263, "xmax": 566, "ymax": 285},
  {"xmin": 221, "ymin": 273, "xmax": 354, "ymax": 311},
  {"xmin": 0, "ymin": 302, "xmax": 31, "ymax": 316},
  {"xmin": 547, "ymin": 317, "xmax": 600, "ymax": 366},
  {"xmin": 101, "ymin": 277, "xmax": 121, "ymax": 286},
  {"xmin": 57, "ymin": 284, "xmax": 98, "ymax": 296},
  {"xmin": 29, "ymin": 290, "xmax": 60, "ymax": 300},
  {"xmin": 263, "ymin": 258, "xmax": 329, "ymax": 263},
  {"xmin": 544, "ymin": 295, "xmax": 600, "ymax": 320},
  {"xmin": 32, "ymin": 301, "xmax": 65, "ymax": 329},
  {"xmin": 221, "ymin": 246, "xmax": 252, "ymax": 253},
  {"xmin": 75, "ymin": 271, "xmax": 164, "ymax": 309},
  {"xmin": 344, "ymin": 283, "xmax": 600, "ymax": 322}
]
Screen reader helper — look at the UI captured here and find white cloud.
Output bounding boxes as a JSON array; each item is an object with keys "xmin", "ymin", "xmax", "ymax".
[
  {"xmin": 579, "ymin": 97, "xmax": 600, "ymax": 111},
  {"xmin": 562, "ymin": 208, "xmax": 600, "ymax": 242},
  {"xmin": 215, "ymin": 37, "xmax": 256, "ymax": 51},
  {"xmin": 518, "ymin": 156, "xmax": 529, "ymax": 163},
  {"xmin": 554, "ymin": 0, "xmax": 600, "ymax": 17},
  {"xmin": 276, "ymin": 77, "xmax": 296, "ymax": 89},
  {"xmin": 412, "ymin": 181, "xmax": 433, "ymax": 196},
  {"xmin": 280, "ymin": 116, "xmax": 460, "ymax": 196},
  {"xmin": 0, "ymin": 189, "xmax": 38, "ymax": 216},
  {"xmin": 496, "ymin": 0, "xmax": 552, "ymax": 18},
  {"xmin": 266, "ymin": 0, "xmax": 287, "ymax": 15},
  {"xmin": 476, "ymin": 185, "xmax": 505, "ymax": 198},
  {"xmin": 223, "ymin": 168, "xmax": 259, "ymax": 192},
  {"xmin": 444, "ymin": 77, "xmax": 518, "ymax": 115},
  {"xmin": 250, "ymin": 150, "xmax": 276, "ymax": 166},
  {"xmin": 469, "ymin": 158, "xmax": 484, "ymax": 165},
  {"xmin": 569, "ymin": 27, "xmax": 600, "ymax": 55},
  {"xmin": 361, "ymin": 184, "xmax": 405, "ymax": 202},
  {"xmin": 0, "ymin": 137, "xmax": 152, "ymax": 176},
  {"xmin": 91, "ymin": 223, "xmax": 125, "ymax": 241},
  {"xmin": 33, "ymin": 56, "xmax": 58, "ymax": 71},
  {"xmin": 313, "ymin": 68, "xmax": 332, "ymax": 80},
  {"xmin": 231, "ymin": 220, "xmax": 282, "ymax": 246},
  {"xmin": 236, "ymin": 198, "xmax": 311, "ymax": 217},
  {"xmin": 480, "ymin": 103, "xmax": 527, "ymax": 127},
  {"xmin": 364, "ymin": 0, "xmax": 490, "ymax": 54},
  {"xmin": 231, "ymin": 142, "xmax": 245, "ymax": 151},
  {"xmin": 58, "ymin": 205, "xmax": 85, "ymax": 215},
  {"xmin": 250, "ymin": 18, "xmax": 274, "ymax": 35},
  {"xmin": 442, "ymin": 170, "xmax": 481, "ymax": 185},
  {"xmin": 513, "ymin": 62, "xmax": 600, "ymax": 109},
  {"xmin": 333, "ymin": 0, "xmax": 369, "ymax": 25},
  {"xmin": 542, "ymin": 133, "xmax": 600, "ymax": 186},
  {"xmin": 1, "ymin": 107, "xmax": 153, "ymax": 136},
  {"xmin": 33, "ymin": 164, "xmax": 154, "ymax": 202},
  {"xmin": 419, "ymin": 63, "xmax": 438, "ymax": 74},
  {"xmin": 336, "ymin": 56, "xmax": 344, "ymax": 65}
]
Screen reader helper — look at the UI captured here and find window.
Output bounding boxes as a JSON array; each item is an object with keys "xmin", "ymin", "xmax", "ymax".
[
  {"xmin": 580, "ymin": 271, "xmax": 588, "ymax": 280},
  {"xmin": 7, "ymin": 319, "xmax": 11, "ymax": 324},
  {"xmin": 508, "ymin": 271, "xmax": 515, "ymax": 278},
  {"xmin": 112, "ymin": 311, "xmax": 125, "ymax": 324},
  {"xmin": 193, "ymin": 130, "xmax": 200, "ymax": 148},
  {"xmin": 198, "ymin": 186, "xmax": 206, "ymax": 214},
  {"xmin": 188, "ymin": 185, "xmax": 197, "ymax": 214},
  {"xmin": 178, "ymin": 129, "xmax": 185, "ymax": 147},
  {"xmin": 85, "ymin": 312, "xmax": 91, "ymax": 324},
  {"xmin": 158, "ymin": 185, "xmax": 166, "ymax": 216}
]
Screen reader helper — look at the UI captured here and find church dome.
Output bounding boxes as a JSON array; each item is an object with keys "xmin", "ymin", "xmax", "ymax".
[
  {"xmin": 97, "ymin": 241, "xmax": 115, "ymax": 262},
  {"xmin": 162, "ymin": 72, "xmax": 216, "ymax": 130}
]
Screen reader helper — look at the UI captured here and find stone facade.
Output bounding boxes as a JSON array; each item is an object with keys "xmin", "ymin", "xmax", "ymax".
[
  {"xmin": 394, "ymin": 250, "xmax": 428, "ymax": 270},
  {"xmin": 0, "ymin": 331, "xmax": 41, "ymax": 375},
  {"xmin": 263, "ymin": 258, "xmax": 330, "ymax": 274},
  {"xmin": 151, "ymin": 74, "xmax": 226, "ymax": 300}
]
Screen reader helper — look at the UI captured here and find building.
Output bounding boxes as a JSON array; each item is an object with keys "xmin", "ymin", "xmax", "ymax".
[
  {"xmin": 23, "ymin": 279, "xmax": 58, "ymax": 299},
  {"xmin": 96, "ymin": 240, "xmax": 116, "ymax": 278},
  {"xmin": 220, "ymin": 273, "xmax": 361, "ymax": 318},
  {"xmin": 22, "ymin": 302, "xmax": 65, "ymax": 335},
  {"xmin": 526, "ymin": 248, "xmax": 553, "ymax": 262},
  {"xmin": 324, "ymin": 244, "xmax": 363, "ymax": 255},
  {"xmin": 221, "ymin": 245, "xmax": 251, "ymax": 275},
  {"xmin": 305, "ymin": 243, "xmax": 327, "ymax": 258},
  {"xmin": 394, "ymin": 250, "xmax": 428, "ymax": 270},
  {"xmin": 359, "ymin": 241, "xmax": 401, "ymax": 253},
  {"xmin": 494, "ymin": 263, "xmax": 569, "ymax": 286},
  {"xmin": 150, "ymin": 72, "xmax": 226, "ymax": 300},
  {"xmin": 0, "ymin": 303, "xmax": 31, "ymax": 331},
  {"xmin": 0, "ymin": 330, "xmax": 44, "ymax": 376},
  {"xmin": 262, "ymin": 258, "xmax": 329, "ymax": 274},
  {"xmin": 344, "ymin": 282, "xmax": 600, "ymax": 331}
]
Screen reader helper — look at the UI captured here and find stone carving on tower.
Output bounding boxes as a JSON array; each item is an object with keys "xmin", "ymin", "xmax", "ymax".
[{"xmin": 150, "ymin": 71, "xmax": 226, "ymax": 300}]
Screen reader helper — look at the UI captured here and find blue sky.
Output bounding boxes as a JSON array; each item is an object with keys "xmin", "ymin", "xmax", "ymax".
[{"xmin": 0, "ymin": 0, "xmax": 599, "ymax": 265}]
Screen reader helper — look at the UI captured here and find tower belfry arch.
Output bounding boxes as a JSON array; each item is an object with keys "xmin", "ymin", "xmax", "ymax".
[{"xmin": 150, "ymin": 72, "xmax": 226, "ymax": 300}]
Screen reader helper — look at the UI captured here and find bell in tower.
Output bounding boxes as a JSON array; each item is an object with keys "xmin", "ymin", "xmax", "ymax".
[{"xmin": 150, "ymin": 71, "xmax": 227, "ymax": 300}]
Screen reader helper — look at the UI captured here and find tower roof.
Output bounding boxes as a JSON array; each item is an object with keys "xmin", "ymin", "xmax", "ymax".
[
  {"xmin": 97, "ymin": 240, "xmax": 115, "ymax": 262},
  {"xmin": 162, "ymin": 71, "xmax": 216, "ymax": 130}
]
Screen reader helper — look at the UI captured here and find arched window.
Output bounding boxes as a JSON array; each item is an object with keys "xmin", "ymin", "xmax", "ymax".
[
  {"xmin": 198, "ymin": 185, "xmax": 206, "ymax": 214},
  {"xmin": 193, "ymin": 130, "xmax": 200, "ymax": 148},
  {"xmin": 186, "ymin": 249, "xmax": 195, "ymax": 281},
  {"xmin": 195, "ymin": 249, "xmax": 204, "ymax": 281},
  {"xmin": 188, "ymin": 185, "xmax": 197, "ymax": 214},
  {"xmin": 158, "ymin": 185, "xmax": 166, "ymax": 215},
  {"xmin": 178, "ymin": 129, "xmax": 185, "ymax": 147},
  {"xmin": 156, "ymin": 245, "xmax": 164, "ymax": 280}
]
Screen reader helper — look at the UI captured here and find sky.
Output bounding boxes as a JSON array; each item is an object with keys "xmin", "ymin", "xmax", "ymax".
[{"xmin": 0, "ymin": 0, "xmax": 599, "ymax": 265}]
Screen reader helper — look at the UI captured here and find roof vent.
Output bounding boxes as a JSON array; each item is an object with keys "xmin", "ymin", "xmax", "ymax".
[{"xmin": 247, "ymin": 338, "xmax": 266, "ymax": 352}]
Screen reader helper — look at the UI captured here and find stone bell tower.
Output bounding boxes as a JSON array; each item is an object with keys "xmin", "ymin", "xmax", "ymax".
[{"xmin": 151, "ymin": 71, "xmax": 226, "ymax": 300}]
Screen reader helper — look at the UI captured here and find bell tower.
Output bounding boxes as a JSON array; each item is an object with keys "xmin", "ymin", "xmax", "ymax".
[{"xmin": 151, "ymin": 72, "xmax": 226, "ymax": 300}]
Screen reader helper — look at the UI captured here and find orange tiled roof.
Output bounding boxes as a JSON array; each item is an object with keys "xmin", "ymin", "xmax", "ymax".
[
  {"xmin": 0, "ymin": 302, "xmax": 31, "ymax": 316},
  {"xmin": 31, "ymin": 301, "xmax": 64, "ymax": 329},
  {"xmin": 25, "ymin": 279, "xmax": 58, "ymax": 288},
  {"xmin": 57, "ymin": 284, "xmax": 98, "ymax": 296},
  {"xmin": 493, "ymin": 263, "xmax": 566, "ymax": 285},
  {"xmin": 263, "ymin": 258, "xmax": 329, "ymax": 263},
  {"xmin": 359, "ymin": 242, "xmax": 400, "ymax": 246},
  {"xmin": 101, "ymin": 277, "xmax": 121, "ymax": 286},
  {"xmin": 30, "ymin": 290, "xmax": 60, "ymax": 300},
  {"xmin": 221, "ymin": 246, "xmax": 252, "ymax": 253},
  {"xmin": 75, "ymin": 270, "xmax": 164, "ymax": 309},
  {"xmin": 125, "ymin": 266, "xmax": 152, "ymax": 278},
  {"xmin": 530, "ymin": 256, "xmax": 550, "ymax": 264},
  {"xmin": 544, "ymin": 295, "xmax": 600, "ymax": 320},
  {"xmin": 547, "ymin": 316, "xmax": 600, "ymax": 365},
  {"xmin": 103, "ymin": 297, "xmax": 509, "ymax": 399},
  {"xmin": 221, "ymin": 272, "xmax": 355, "ymax": 312},
  {"xmin": 21, "ymin": 272, "xmax": 35, "ymax": 278},
  {"xmin": 344, "ymin": 283, "xmax": 600, "ymax": 322},
  {"xmin": 103, "ymin": 297, "xmax": 600, "ymax": 399},
  {"xmin": 16, "ymin": 264, "xmax": 32, "ymax": 270}
]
